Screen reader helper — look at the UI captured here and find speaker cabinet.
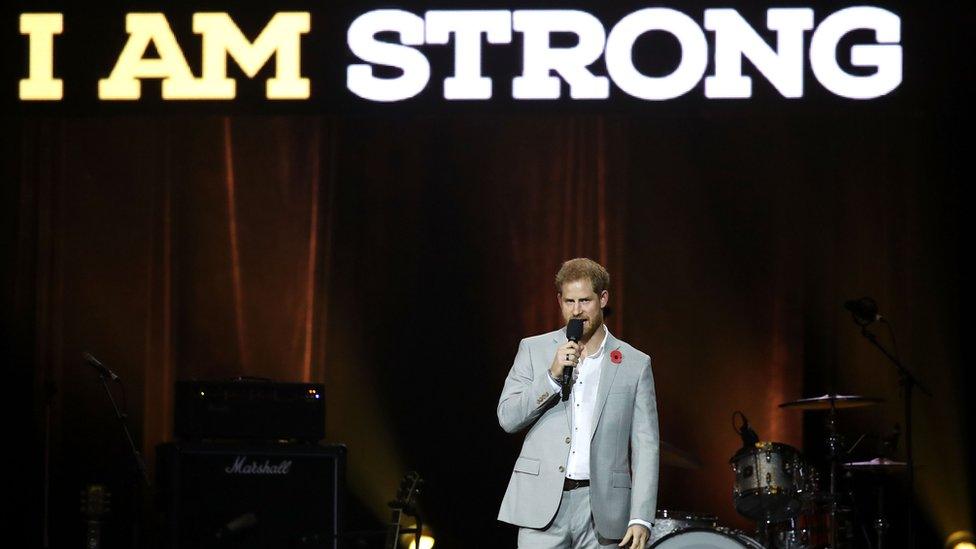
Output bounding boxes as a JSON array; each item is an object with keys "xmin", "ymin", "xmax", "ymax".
[{"xmin": 156, "ymin": 442, "xmax": 345, "ymax": 549}]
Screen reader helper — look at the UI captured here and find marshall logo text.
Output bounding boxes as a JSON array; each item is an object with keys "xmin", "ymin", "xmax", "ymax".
[{"xmin": 225, "ymin": 456, "xmax": 293, "ymax": 475}]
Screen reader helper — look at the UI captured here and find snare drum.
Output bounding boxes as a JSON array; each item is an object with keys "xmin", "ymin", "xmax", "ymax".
[
  {"xmin": 730, "ymin": 442, "xmax": 805, "ymax": 521},
  {"xmin": 651, "ymin": 510, "xmax": 718, "ymax": 542},
  {"xmin": 651, "ymin": 527, "xmax": 764, "ymax": 548}
]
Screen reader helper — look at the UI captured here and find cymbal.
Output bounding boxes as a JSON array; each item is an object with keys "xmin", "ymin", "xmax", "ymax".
[
  {"xmin": 779, "ymin": 393, "xmax": 883, "ymax": 410},
  {"xmin": 842, "ymin": 457, "xmax": 907, "ymax": 472},
  {"xmin": 661, "ymin": 440, "xmax": 702, "ymax": 469}
]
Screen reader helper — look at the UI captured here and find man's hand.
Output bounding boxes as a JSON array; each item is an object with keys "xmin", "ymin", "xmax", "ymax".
[
  {"xmin": 550, "ymin": 341, "xmax": 582, "ymax": 379},
  {"xmin": 618, "ymin": 524, "xmax": 650, "ymax": 549}
]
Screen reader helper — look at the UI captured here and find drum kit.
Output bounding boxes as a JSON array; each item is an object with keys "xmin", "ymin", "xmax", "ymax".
[{"xmin": 650, "ymin": 393, "xmax": 907, "ymax": 549}]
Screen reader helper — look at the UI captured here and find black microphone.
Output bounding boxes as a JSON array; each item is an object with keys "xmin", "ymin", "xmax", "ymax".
[
  {"xmin": 844, "ymin": 297, "xmax": 882, "ymax": 326},
  {"xmin": 562, "ymin": 319, "xmax": 584, "ymax": 401},
  {"xmin": 83, "ymin": 352, "xmax": 120, "ymax": 381},
  {"xmin": 739, "ymin": 416, "xmax": 760, "ymax": 448}
]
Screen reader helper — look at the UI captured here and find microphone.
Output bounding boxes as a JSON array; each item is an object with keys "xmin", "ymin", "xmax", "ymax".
[
  {"xmin": 83, "ymin": 352, "xmax": 120, "ymax": 381},
  {"xmin": 740, "ymin": 420, "xmax": 759, "ymax": 448},
  {"xmin": 562, "ymin": 319, "xmax": 584, "ymax": 401},
  {"xmin": 736, "ymin": 411, "xmax": 760, "ymax": 448},
  {"xmin": 844, "ymin": 297, "xmax": 882, "ymax": 326}
]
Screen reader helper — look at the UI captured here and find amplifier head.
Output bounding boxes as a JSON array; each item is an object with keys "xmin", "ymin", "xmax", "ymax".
[{"xmin": 175, "ymin": 380, "xmax": 326, "ymax": 442}]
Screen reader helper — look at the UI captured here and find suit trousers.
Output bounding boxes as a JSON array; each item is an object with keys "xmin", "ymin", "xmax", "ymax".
[{"xmin": 517, "ymin": 487, "xmax": 619, "ymax": 549}]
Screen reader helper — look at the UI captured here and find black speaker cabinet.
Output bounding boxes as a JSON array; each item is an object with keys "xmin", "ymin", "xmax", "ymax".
[{"xmin": 156, "ymin": 442, "xmax": 345, "ymax": 549}]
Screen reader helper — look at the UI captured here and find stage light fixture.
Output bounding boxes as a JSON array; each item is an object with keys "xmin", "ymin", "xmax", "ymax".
[{"xmin": 946, "ymin": 530, "xmax": 975, "ymax": 549}]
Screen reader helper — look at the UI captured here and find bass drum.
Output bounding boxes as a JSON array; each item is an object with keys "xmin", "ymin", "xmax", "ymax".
[
  {"xmin": 651, "ymin": 527, "xmax": 764, "ymax": 549},
  {"xmin": 651, "ymin": 510, "xmax": 718, "ymax": 542}
]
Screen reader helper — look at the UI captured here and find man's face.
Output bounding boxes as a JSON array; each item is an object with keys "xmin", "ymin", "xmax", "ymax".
[{"xmin": 558, "ymin": 278, "xmax": 609, "ymax": 341}]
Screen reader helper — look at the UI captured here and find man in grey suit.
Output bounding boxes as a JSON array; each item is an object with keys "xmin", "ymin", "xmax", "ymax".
[{"xmin": 497, "ymin": 258, "xmax": 659, "ymax": 549}]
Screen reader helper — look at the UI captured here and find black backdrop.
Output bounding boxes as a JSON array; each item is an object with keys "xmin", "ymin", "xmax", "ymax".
[{"xmin": 4, "ymin": 1, "xmax": 974, "ymax": 548}]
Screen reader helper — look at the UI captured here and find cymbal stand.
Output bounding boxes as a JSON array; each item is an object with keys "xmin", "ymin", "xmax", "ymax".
[
  {"xmin": 858, "ymin": 324, "xmax": 931, "ymax": 549},
  {"xmin": 758, "ymin": 515, "xmax": 773, "ymax": 549},
  {"xmin": 875, "ymin": 474, "xmax": 889, "ymax": 549},
  {"xmin": 825, "ymin": 400, "xmax": 841, "ymax": 549}
]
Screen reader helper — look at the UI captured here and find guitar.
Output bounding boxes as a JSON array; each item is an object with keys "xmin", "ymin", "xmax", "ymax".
[
  {"xmin": 80, "ymin": 484, "xmax": 111, "ymax": 549},
  {"xmin": 385, "ymin": 471, "xmax": 424, "ymax": 549}
]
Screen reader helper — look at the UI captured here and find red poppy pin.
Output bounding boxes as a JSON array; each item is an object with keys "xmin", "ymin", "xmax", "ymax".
[{"xmin": 610, "ymin": 349, "xmax": 623, "ymax": 364}]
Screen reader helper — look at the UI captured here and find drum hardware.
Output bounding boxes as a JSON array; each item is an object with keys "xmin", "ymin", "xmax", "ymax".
[
  {"xmin": 826, "ymin": 399, "xmax": 841, "ymax": 549},
  {"xmin": 874, "ymin": 482, "xmax": 889, "ymax": 549},
  {"xmin": 770, "ymin": 503, "xmax": 855, "ymax": 549},
  {"xmin": 843, "ymin": 455, "xmax": 906, "ymax": 549},
  {"xmin": 779, "ymin": 392, "xmax": 881, "ymax": 549}
]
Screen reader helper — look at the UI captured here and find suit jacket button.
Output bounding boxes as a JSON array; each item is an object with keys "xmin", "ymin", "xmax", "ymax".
[
  {"xmin": 565, "ymin": 437, "xmax": 571, "ymax": 444},
  {"xmin": 558, "ymin": 466, "xmax": 565, "ymax": 473}
]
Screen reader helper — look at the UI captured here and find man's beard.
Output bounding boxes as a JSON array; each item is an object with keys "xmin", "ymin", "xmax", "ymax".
[{"xmin": 579, "ymin": 316, "xmax": 604, "ymax": 342}]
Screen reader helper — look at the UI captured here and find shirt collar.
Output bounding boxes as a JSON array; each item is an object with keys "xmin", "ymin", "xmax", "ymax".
[{"xmin": 585, "ymin": 325, "xmax": 611, "ymax": 359}]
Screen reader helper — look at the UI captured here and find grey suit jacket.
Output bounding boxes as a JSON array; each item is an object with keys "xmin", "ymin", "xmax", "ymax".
[{"xmin": 496, "ymin": 328, "xmax": 659, "ymax": 539}]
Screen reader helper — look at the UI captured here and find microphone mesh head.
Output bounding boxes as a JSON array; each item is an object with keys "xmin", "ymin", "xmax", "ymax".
[{"xmin": 567, "ymin": 319, "xmax": 584, "ymax": 342}]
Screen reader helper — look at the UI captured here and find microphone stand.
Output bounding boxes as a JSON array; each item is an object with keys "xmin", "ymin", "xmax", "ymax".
[
  {"xmin": 94, "ymin": 370, "xmax": 151, "ymax": 548},
  {"xmin": 857, "ymin": 322, "xmax": 931, "ymax": 549}
]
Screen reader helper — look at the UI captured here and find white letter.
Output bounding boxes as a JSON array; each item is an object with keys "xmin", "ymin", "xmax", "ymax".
[
  {"xmin": 347, "ymin": 10, "xmax": 430, "ymax": 102},
  {"xmin": 425, "ymin": 10, "xmax": 511, "ymax": 100},
  {"xmin": 810, "ymin": 7, "xmax": 902, "ymax": 99},
  {"xmin": 512, "ymin": 10, "xmax": 608, "ymax": 99},
  {"xmin": 98, "ymin": 14, "xmax": 196, "ymax": 100},
  {"xmin": 187, "ymin": 12, "xmax": 310, "ymax": 100},
  {"xmin": 19, "ymin": 13, "xmax": 63, "ymax": 100},
  {"xmin": 605, "ymin": 8, "xmax": 707, "ymax": 100},
  {"xmin": 704, "ymin": 8, "xmax": 813, "ymax": 98}
]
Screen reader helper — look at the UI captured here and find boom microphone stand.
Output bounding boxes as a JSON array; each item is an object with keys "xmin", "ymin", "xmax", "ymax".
[
  {"xmin": 849, "ymin": 313, "xmax": 931, "ymax": 549},
  {"xmin": 85, "ymin": 353, "xmax": 151, "ymax": 548}
]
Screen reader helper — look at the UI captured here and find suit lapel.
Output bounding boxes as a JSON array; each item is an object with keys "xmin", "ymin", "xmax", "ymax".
[{"xmin": 591, "ymin": 331, "xmax": 619, "ymax": 441}]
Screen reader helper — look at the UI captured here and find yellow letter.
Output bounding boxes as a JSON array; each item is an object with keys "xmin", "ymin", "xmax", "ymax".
[
  {"xmin": 98, "ymin": 13, "xmax": 196, "ymax": 100},
  {"xmin": 20, "ymin": 13, "xmax": 63, "ymax": 100},
  {"xmin": 186, "ymin": 12, "xmax": 311, "ymax": 99}
]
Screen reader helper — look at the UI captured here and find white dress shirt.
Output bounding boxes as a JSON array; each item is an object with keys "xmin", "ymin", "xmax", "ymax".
[
  {"xmin": 548, "ymin": 326, "xmax": 652, "ymax": 531},
  {"xmin": 565, "ymin": 328, "xmax": 607, "ymax": 481}
]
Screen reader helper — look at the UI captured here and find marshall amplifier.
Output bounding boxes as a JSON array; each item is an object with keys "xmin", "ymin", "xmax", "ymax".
[
  {"xmin": 156, "ymin": 442, "xmax": 345, "ymax": 549},
  {"xmin": 175, "ymin": 380, "xmax": 325, "ymax": 441}
]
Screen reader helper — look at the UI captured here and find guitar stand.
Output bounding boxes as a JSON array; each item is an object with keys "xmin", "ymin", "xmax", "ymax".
[{"xmin": 400, "ymin": 519, "xmax": 423, "ymax": 549}]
